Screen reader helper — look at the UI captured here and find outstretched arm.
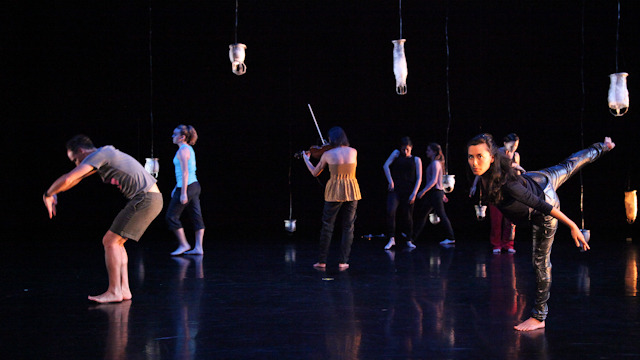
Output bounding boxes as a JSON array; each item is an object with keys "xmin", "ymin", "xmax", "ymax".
[
  {"xmin": 43, "ymin": 164, "xmax": 96, "ymax": 218},
  {"xmin": 549, "ymin": 208, "xmax": 589, "ymax": 251}
]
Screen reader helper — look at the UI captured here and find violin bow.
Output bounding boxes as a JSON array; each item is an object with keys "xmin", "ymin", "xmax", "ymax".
[{"xmin": 307, "ymin": 104, "xmax": 328, "ymax": 145}]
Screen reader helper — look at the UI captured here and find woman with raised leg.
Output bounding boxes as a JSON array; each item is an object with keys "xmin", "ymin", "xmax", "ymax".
[{"xmin": 466, "ymin": 133, "xmax": 614, "ymax": 331}]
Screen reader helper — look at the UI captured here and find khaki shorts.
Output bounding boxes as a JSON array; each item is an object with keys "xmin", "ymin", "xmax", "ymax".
[{"xmin": 110, "ymin": 192, "xmax": 163, "ymax": 241}]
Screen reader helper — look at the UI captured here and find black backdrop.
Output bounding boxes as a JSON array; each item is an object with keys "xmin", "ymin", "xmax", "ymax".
[{"xmin": 5, "ymin": 1, "xmax": 639, "ymax": 242}]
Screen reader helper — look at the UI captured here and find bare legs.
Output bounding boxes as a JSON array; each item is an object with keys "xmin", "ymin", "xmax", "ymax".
[
  {"xmin": 89, "ymin": 230, "xmax": 131, "ymax": 303},
  {"xmin": 184, "ymin": 229, "xmax": 204, "ymax": 255},
  {"xmin": 170, "ymin": 228, "xmax": 191, "ymax": 256},
  {"xmin": 171, "ymin": 228, "xmax": 205, "ymax": 255}
]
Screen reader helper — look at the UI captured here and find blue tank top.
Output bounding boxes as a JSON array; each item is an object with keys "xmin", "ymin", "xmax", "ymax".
[{"xmin": 173, "ymin": 144, "xmax": 198, "ymax": 186}]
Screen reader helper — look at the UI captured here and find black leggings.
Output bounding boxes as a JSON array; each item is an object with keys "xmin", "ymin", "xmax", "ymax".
[
  {"xmin": 413, "ymin": 189, "xmax": 455, "ymax": 241},
  {"xmin": 386, "ymin": 191, "xmax": 415, "ymax": 240}
]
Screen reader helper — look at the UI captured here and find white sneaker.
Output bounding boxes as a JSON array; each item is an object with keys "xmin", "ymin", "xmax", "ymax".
[
  {"xmin": 493, "ymin": 248, "xmax": 501, "ymax": 254},
  {"xmin": 406, "ymin": 241, "xmax": 416, "ymax": 249},
  {"xmin": 385, "ymin": 237, "xmax": 396, "ymax": 250},
  {"xmin": 440, "ymin": 239, "xmax": 455, "ymax": 245},
  {"xmin": 507, "ymin": 248, "xmax": 516, "ymax": 254}
]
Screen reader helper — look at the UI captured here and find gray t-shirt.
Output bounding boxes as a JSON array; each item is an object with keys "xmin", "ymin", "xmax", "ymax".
[{"xmin": 82, "ymin": 146, "xmax": 157, "ymax": 199}]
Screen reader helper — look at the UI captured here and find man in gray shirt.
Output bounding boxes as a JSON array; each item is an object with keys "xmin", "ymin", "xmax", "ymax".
[{"xmin": 43, "ymin": 135, "xmax": 163, "ymax": 303}]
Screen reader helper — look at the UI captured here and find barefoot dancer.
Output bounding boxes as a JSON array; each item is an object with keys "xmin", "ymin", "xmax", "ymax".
[
  {"xmin": 302, "ymin": 126, "xmax": 361, "ymax": 270},
  {"xmin": 413, "ymin": 143, "xmax": 456, "ymax": 246},
  {"xmin": 43, "ymin": 135, "xmax": 163, "ymax": 303},
  {"xmin": 166, "ymin": 125, "xmax": 205, "ymax": 256},
  {"xmin": 466, "ymin": 134, "xmax": 614, "ymax": 331}
]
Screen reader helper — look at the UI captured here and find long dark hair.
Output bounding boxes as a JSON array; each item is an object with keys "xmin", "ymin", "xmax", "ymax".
[
  {"xmin": 427, "ymin": 142, "xmax": 445, "ymax": 167},
  {"xmin": 467, "ymin": 133, "xmax": 516, "ymax": 204},
  {"xmin": 328, "ymin": 126, "xmax": 349, "ymax": 147}
]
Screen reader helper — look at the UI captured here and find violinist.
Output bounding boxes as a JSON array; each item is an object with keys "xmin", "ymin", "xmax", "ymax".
[{"xmin": 302, "ymin": 126, "xmax": 361, "ymax": 271}]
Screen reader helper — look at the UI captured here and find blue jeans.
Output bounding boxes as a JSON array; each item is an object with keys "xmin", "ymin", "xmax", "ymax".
[
  {"xmin": 318, "ymin": 200, "xmax": 358, "ymax": 264},
  {"xmin": 165, "ymin": 182, "xmax": 205, "ymax": 231},
  {"xmin": 524, "ymin": 142, "xmax": 608, "ymax": 321}
]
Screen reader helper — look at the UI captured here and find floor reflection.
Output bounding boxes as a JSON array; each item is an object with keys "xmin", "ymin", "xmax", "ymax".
[
  {"xmin": 5, "ymin": 231, "xmax": 639, "ymax": 359},
  {"xmin": 625, "ymin": 242, "xmax": 638, "ymax": 297},
  {"xmin": 319, "ymin": 272, "xmax": 362, "ymax": 359},
  {"xmin": 90, "ymin": 301, "xmax": 131, "ymax": 360},
  {"xmin": 172, "ymin": 256, "xmax": 204, "ymax": 359}
]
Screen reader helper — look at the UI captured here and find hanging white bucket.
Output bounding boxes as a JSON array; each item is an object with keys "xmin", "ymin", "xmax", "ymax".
[
  {"xmin": 229, "ymin": 43, "xmax": 247, "ymax": 75},
  {"xmin": 443, "ymin": 174, "xmax": 455, "ymax": 193},
  {"xmin": 474, "ymin": 204, "xmax": 487, "ymax": 221},
  {"xmin": 144, "ymin": 158, "xmax": 159, "ymax": 178},
  {"xmin": 284, "ymin": 219, "xmax": 296, "ymax": 233},
  {"xmin": 392, "ymin": 39, "xmax": 408, "ymax": 95},
  {"xmin": 608, "ymin": 72, "xmax": 629, "ymax": 116}
]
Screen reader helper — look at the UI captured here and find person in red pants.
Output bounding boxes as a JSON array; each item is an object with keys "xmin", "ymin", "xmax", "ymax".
[{"xmin": 490, "ymin": 133, "xmax": 524, "ymax": 254}]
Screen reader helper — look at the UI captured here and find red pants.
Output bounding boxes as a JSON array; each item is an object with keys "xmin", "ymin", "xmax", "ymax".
[{"xmin": 489, "ymin": 205, "xmax": 515, "ymax": 250}]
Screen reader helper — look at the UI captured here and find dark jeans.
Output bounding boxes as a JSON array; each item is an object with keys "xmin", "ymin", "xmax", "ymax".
[
  {"xmin": 386, "ymin": 191, "xmax": 415, "ymax": 240},
  {"xmin": 318, "ymin": 200, "xmax": 358, "ymax": 264},
  {"xmin": 165, "ymin": 182, "xmax": 205, "ymax": 231},
  {"xmin": 413, "ymin": 189, "xmax": 455, "ymax": 241},
  {"xmin": 524, "ymin": 142, "xmax": 608, "ymax": 321}
]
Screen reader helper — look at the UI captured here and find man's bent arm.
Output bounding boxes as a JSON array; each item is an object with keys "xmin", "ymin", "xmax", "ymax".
[{"xmin": 45, "ymin": 164, "xmax": 96, "ymax": 197}]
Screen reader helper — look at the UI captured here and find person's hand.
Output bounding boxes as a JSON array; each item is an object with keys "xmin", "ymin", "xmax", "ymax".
[
  {"xmin": 180, "ymin": 193, "xmax": 188, "ymax": 204},
  {"xmin": 408, "ymin": 193, "xmax": 416, "ymax": 204},
  {"xmin": 43, "ymin": 194, "xmax": 57, "ymax": 219},
  {"xmin": 388, "ymin": 181, "xmax": 394, "ymax": 192},
  {"xmin": 443, "ymin": 194, "xmax": 449, "ymax": 203},
  {"xmin": 571, "ymin": 226, "xmax": 590, "ymax": 251},
  {"xmin": 302, "ymin": 151, "xmax": 311, "ymax": 161},
  {"xmin": 604, "ymin": 137, "xmax": 615, "ymax": 150}
]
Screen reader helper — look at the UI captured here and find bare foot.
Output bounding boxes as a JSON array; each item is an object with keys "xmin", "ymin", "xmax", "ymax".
[
  {"xmin": 184, "ymin": 248, "xmax": 203, "ymax": 255},
  {"xmin": 88, "ymin": 291, "xmax": 124, "ymax": 303},
  {"xmin": 514, "ymin": 317, "xmax": 545, "ymax": 331},
  {"xmin": 338, "ymin": 263, "xmax": 349, "ymax": 271},
  {"xmin": 122, "ymin": 289, "xmax": 132, "ymax": 301},
  {"xmin": 171, "ymin": 245, "xmax": 191, "ymax": 256},
  {"xmin": 313, "ymin": 263, "xmax": 326, "ymax": 270}
]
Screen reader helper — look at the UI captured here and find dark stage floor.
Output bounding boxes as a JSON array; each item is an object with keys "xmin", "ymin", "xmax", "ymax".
[{"xmin": 1, "ymin": 226, "xmax": 639, "ymax": 360}]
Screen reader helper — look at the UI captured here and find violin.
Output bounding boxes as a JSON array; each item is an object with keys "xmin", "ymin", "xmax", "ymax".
[
  {"xmin": 295, "ymin": 143, "xmax": 334, "ymax": 159},
  {"xmin": 294, "ymin": 104, "xmax": 333, "ymax": 159}
]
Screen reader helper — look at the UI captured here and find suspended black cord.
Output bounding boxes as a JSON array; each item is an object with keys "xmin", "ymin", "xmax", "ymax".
[
  {"xmin": 149, "ymin": 3, "xmax": 154, "ymax": 158},
  {"xmin": 579, "ymin": 0, "xmax": 586, "ymax": 229},
  {"xmin": 399, "ymin": 0, "xmax": 403, "ymax": 39},
  {"xmin": 615, "ymin": 0, "xmax": 620, "ymax": 73},
  {"xmin": 235, "ymin": 0, "xmax": 239, "ymax": 44},
  {"xmin": 444, "ymin": 4, "xmax": 452, "ymax": 174}
]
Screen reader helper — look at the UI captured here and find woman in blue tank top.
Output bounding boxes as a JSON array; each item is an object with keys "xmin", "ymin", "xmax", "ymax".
[{"xmin": 167, "ymin": 125, "xmax": 206, "ymax": 255}]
